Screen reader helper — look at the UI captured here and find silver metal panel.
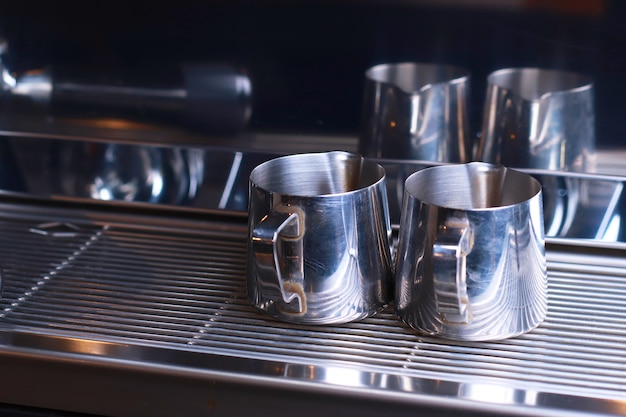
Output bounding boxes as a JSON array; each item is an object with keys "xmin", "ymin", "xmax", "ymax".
[{"xmin": 0, "ymin": 204, "xmax": 625, "ymax": 416}]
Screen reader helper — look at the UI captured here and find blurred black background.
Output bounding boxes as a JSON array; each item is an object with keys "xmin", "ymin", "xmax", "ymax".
[{"xmin": 0, "ymin": 0, "xmax": 623, "ymax": 146}]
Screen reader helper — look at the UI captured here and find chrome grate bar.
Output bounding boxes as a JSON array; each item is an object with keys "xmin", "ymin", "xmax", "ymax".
[{"xmin": 0, "ymin": 212, "xmax": 625, "ymax": 406}]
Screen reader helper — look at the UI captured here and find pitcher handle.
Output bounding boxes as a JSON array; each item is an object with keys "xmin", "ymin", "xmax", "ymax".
[
  {"xmin": 433, "ymin": 215, "xmax": 471, "ymax": 324},
  {"xmin": 251, "ymin": 210, "xmax": 305, "ymax": 314}
]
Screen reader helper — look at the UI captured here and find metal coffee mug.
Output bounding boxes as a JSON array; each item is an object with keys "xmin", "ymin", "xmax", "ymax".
[
  {"xmin": 395, "ymin": 162, "xmax": 547, "ymax": 341},
  {"xmin": 247, "ymin": 151, "xmax": 393, "ymax": 325},
  {"xmin": 476, "ymin": 67, "xmax": 596, "ymax": 172},
  {"xmin": 359, "ymin": 62, "xmax": 471, "ymax": 162}
]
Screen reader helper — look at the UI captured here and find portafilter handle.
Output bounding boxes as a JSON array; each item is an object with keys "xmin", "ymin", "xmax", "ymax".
[{"xmin": 0, "ymin": 38, "xmax": 252, "ymax": 133}]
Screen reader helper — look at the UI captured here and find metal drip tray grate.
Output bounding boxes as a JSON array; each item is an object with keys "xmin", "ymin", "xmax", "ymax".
[{"xmin": 0, "ymin": 206, "xmax": 625, "ymax": 416}]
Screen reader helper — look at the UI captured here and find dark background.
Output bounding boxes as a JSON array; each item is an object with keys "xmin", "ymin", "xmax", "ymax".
[{"xmin": 0, "ymin": 0, "xmax": 623, "ymax": 146}]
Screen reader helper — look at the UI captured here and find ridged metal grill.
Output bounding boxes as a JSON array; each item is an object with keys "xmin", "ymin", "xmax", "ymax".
[{"xmin": 0, "ymin": 212, "xmax": 625, "ymax": 405}]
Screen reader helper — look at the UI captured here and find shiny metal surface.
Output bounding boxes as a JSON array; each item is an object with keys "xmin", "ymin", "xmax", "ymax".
[
  {"xmin": 359, "ymin": 62, "xmax": 471, "ymax": 162},
  {"xmin": 380, "ymin": 159, "xmax": 626, "ymax": 242},
  {"xmin": 55, "ymin": 142, "xmax": 206, "ymax": 204},
  {"xmin": 247, "ymin": 152, "xmax": 393, "ymax": 324},
  {"xmin": 0, "ymin": 203, "xmax": 624, "ymax": 416},
  {"xmin": 395, "ymin": 163, "xmax": 547, "ymax": 341},
  {"xmin": 476, "ymin": 67, "xmax": 596, "ymax": 172},
  {"xmin": 0, "ymin": 131, "xmax": 625, "ymax": 244}
]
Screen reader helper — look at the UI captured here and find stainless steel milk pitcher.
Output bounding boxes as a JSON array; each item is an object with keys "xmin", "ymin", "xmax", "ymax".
[
  {"xmin": 476, "ymin": 67, "xmax": 595, "ymax": 172},
  {"xmin": 247, "ymin": 151, "xmax": 393, "ymax": 325},
  {"xmin": 395, "ymin": 162, "xmax": 548, "ymax": 341},
  {"xmin": 359, "ymin": 62, "xmax": 471, "ymax": 162}
]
